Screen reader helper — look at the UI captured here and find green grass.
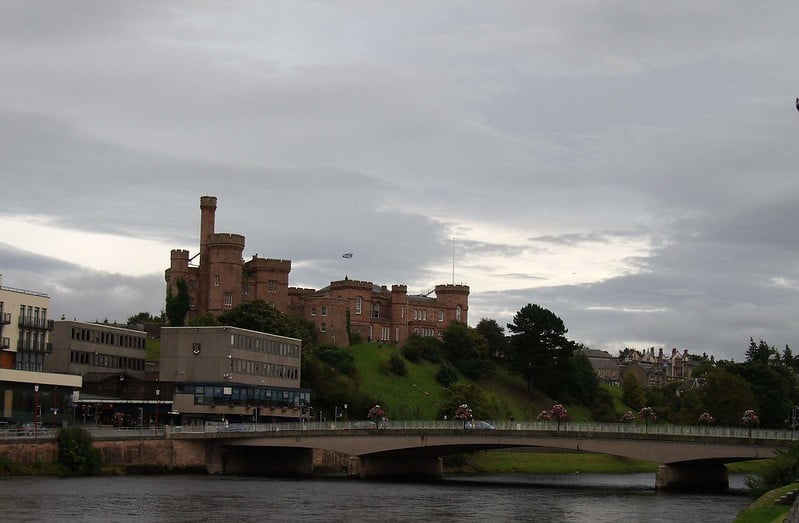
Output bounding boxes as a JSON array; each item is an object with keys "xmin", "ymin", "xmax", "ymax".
[
  {"xmin": 348, "ymin": 342, "xmax": 597, "ymax": 422},
  {"xmin": 733, "ymin": 482, "xmax": 798, "ymax": 523},
  {"xmin": 600, "ymin": 382, "xmax": 631, "ymax": 413},
  {"xmin": 146, "ymin": 337, "xmax": 160, "ymax": 362},
  {"xmin": 728, "ymin": 459, "xmax": 773, "ymax": 475},
  {"xmin": 444, "ymin": 450, "xmax": 657, "ymax": 475},
  {"xmin": 350, "ymin": 343, "xmax": 444, "ymax": 419}
]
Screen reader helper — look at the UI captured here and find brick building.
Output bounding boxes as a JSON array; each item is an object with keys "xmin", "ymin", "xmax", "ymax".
[{"xmin": 165, "ymin": 196, "xmax": 469, "ymax": 346}]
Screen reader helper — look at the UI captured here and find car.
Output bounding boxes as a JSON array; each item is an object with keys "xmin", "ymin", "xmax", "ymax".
[{"xmin": 464, "ymin": 420, "xmax": 495, "ymax": 430}]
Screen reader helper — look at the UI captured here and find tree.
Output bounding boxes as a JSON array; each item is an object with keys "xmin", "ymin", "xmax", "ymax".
[
  {"xmin": 126, "ymin": 312, "xmax": 162, "ymax": 325},
  {"xmin": 700, "ymin": 368, "xmax": 756, "ymax": 426},
  {"xmin": 506, "ymin": 304, "xmax": 574, "ymax": 396},
  {"xmin": 442, "ymin": 322, "xmax": 494, "ymax": 380},
  {"xmin": 58, "ymin": 426, "xmax": 102, "ymax": 475},
  {"xmin": 313, "ymin": 344, "xmax": 356, "ymax": 377},
  {"xmin": 564, "ymin": 348, "xmax": 599, "ymax": 404},
  {"xmin": 475, "ymin": 318, "xmax": 509, "ymax": 359},
  {"xmin": 621, "ymin": 372, "xmax": 645, "ymax": 410},
  {"xmin": 438, "ymin": 383, "xmax": 491, "ymax": 420},
  {"xmin": 164, "ymin": 278, "xmax": 190, "ymax": 326},
  {"xmin": 745, "ymin": 338, "xmax": 775, "ymax": 364},
  {"xmin": 217, "ymin": 300, "xmax": 316, "ymax": 348},
  {"xmin": 436, "ymin": 361, "xmax": 459, "ymax": 387}
]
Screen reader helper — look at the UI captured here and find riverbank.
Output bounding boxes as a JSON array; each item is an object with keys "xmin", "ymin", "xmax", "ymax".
[
  {"xmin": 443, "ymin": 449, "xmax": 769, "ymax": 476},
  {"xmin": 733, "ymin": 482, "xmax": 799, "ymax": 523}
]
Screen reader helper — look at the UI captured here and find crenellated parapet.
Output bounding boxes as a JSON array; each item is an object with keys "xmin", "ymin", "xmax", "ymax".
[
  {"xmin": 434, "ymin": 284, "xmax": 470, "ymax": 296},
  {"xmin": 245, "ymin": 257, "xmax": 292, "ymax": 273},
  {"xmin": 207, "ymin": 233, "xmax": 245, "ymax": 250},
  {"xmin": 330, "ymin": 279, "xmax": 373, "ymax": 290}
]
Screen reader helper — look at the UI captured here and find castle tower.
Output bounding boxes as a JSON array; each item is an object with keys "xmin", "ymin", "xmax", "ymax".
[
  {"xmin": 198, "ymin": 196, "xmax": 218, "ymax": 314},
  {"xmin": 391, "ymin": 285, "xmax": 408, "ymax": 344},
  {"xmin": 205, "ymin": 233, "xmax": 246, "ymax": 315},
  {"xmin": 434, "ymin": 284, "xmax": 470, "ymax": 324}
]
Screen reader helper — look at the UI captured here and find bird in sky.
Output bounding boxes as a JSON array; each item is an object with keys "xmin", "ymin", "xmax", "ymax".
[{"xmin": 342, "ymin": 253, "xmax": 353, "ymax": 258}]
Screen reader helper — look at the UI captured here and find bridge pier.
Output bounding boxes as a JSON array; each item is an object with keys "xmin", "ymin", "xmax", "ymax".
[
  {"xmin": 349, "ymin": 455, "xmax": 443, "ymax": 481},
  {"xmin": 207, "ymin": 442, "xmax": 313, "ymax": 476},
  {"xmin": 655, "ymin": 464, "xmax": 729, "ymax": 492}
]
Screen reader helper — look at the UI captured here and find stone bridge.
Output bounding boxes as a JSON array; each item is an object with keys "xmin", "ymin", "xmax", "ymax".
[{"xmin": 168, "ymin": 421, "xmax": 792, "ymax": 491}]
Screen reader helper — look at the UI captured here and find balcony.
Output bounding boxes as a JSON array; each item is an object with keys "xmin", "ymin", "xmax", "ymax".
[{"xmin": 17, "ymin": 317, "xmax": 50, "ymax": 330}]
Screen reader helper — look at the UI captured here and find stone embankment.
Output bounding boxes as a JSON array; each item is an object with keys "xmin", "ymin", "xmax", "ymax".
[{"xmin": 0, "ymin": 438, "xmax": 350, "ymax": 474}]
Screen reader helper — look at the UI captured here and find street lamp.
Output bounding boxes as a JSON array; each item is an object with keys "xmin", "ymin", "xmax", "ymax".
[
  {"xmin": 155, "ymin": 386, "xmax": 160, "ymax": 428},
  {"xmin": 33, "ymin": 385, "xmax": 39, "ymax": 437}
]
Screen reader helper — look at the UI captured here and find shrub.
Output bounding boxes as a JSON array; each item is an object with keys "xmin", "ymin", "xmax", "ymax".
[
  {"xmin": 436, "ymin": 362, "xmax": 459, "ymax": 387},
  {"xmin": 388, "ymin": 353, "xmax": 407, "ymax": 376},
  {"xmin": 402, "ymin": 343, "xmax": 424, "ymax": 362},
  {"xmin": 58, "ymin": 426, "xmax": 102, "ymax": 475}
]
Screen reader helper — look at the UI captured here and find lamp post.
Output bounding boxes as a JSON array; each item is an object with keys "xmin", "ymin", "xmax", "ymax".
[
  {"xmin": 155, "ymin": 386, "xmax": 160, "ymax": 428},
  {"xmin": 33, "ymin": 384, "xmax": 39, "ymax": 438}
]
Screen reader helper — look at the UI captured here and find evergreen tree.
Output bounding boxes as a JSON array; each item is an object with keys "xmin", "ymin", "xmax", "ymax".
[
  {"xmin": 164, "ymin": 278, "xmax": 190, "ymax": 326},
  {"xmin": 507, "ymin": 304, "xmax": 573, "ymax": 396}
]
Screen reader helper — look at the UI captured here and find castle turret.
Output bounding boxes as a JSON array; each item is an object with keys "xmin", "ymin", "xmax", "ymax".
[{"xmin": 434, "ymin": 284, "xmax": 470, "ymax": 323}]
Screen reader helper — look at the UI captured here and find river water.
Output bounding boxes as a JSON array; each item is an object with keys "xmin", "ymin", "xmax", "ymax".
[{"xmin": 0, "ymin": 473, "xmax": 752, "ymax": 522}]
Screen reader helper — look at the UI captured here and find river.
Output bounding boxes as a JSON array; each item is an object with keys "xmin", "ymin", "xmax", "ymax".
[{"xmin": 0, "ymin": 473, "xmax": 752, "ymax": 522}]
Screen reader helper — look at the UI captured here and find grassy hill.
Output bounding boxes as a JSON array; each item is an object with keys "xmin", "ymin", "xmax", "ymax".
[{"xmin": 349, "ymin": 342, "xmax": 593, "ymax": 421}]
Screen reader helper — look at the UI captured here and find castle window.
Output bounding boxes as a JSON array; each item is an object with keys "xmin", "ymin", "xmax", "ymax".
[
  {"xmin": 381, "ymin": 326, "xmax": 389, "ymax": 341},
  {"xmin": 401, "ymin": 307, "xmax": 405, "ymax": 319},
  {"xmin": 455, "ymin": 305, "xmax": 462, "ymax": 322},
  {"xmin": 355, "ymin": 297, "xmax": 362, "ymax": 315},
  {"xmin": 321, "ymin": 306, "xmax": 327, "ymax": 316},
  {"xmin": 421, "ymin": 310, "xmax": 427, "ymax": 321},
  {"xmin": 372, "ymin": 303, "xmax": 379, "ymax": 318},
  {"xmin": 214, "ymin": 275, "xmax": 220, "ymax": 287},
  {"xmin": 267, "ymin": 280, "xmax": 278, "ymax": 293},
  {"xmin": 320, "ymin": 323, "xmax": 327, "ymax": 333},
  {"xmin": 311, "ymin": 308, "xmax": 316, "ymax": 316},
  {"xmin": 413, "ymin": 309, "xmax": 418, "ymax": 320},
  {"xmin": 438, "ymin": 310, "xmax": 444, "ymax": 322},
  {"xmin": 224, "ymin": 293, "xmax": 233, "ymax": 307}
]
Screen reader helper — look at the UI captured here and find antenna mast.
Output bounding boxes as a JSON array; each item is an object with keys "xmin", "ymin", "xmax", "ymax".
[{"xmin": 451, "ymin": 237, "xmax": 455, "ymax": 284}]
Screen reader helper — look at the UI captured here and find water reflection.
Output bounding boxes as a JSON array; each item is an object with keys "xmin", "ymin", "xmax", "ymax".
[{"xmin": 0, "ymin": 474, "xmax": 751, "ymax": 523}]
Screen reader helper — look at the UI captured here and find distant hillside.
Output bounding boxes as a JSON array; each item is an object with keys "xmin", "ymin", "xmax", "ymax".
[{"xmin": 348, "ymin": 342, "xmax": 594, "ymax": 422}]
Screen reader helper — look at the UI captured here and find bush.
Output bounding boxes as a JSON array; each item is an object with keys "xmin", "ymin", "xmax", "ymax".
[
  {"xmin": 58, "ymin": 426, "xmax": 102, "ymax": 475},
  {"xmin": 436, "ymin": 362, "xmax": 459, "ymax": 387},
  {"xmin": 402, "ymin": 343, "xmax": 424, "ymax": 362},
  {"xmin": 388, "ymin": 353, "xmax": 407, "ymax": 376},
  {"xmin": 403, "ymin": 334, "xmax": 443, "ymax": 363}
]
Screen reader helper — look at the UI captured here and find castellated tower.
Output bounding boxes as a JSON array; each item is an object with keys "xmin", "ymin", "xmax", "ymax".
[
  {"xmin": 205, "ymin": 233, "xmax": 245, "ymax": 315},
  {"xmin": 434, "ymin": 284, "xmax": 470, "ymax": 324}
]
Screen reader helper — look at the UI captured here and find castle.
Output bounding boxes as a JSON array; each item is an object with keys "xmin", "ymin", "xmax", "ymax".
[{"xmin": 165, "ymin": 196, "xmax": 469, "ymax": 347}]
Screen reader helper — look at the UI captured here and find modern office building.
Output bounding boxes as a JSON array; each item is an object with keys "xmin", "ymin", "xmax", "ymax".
[
  {"xmin": 159, "ymin": 326, "xmax": 309, "ymax": 425},
  {"xmin": 165, "ymin": 196, "xmax": 469, "ymax": 346},
  {"xmin": 46, "ymin": 320, "xmax": 148, "ymax": 376},
  {"xmin": 0, "ymin": 277, "xmax": 81, "ymax": 425}
]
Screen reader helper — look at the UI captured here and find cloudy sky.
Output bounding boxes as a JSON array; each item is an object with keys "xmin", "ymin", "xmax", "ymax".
[{"xmin": 2, "ymin": 1, "xmax": 798, "ymax": 360}]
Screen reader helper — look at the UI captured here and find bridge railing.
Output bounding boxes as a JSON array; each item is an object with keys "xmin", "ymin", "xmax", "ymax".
[
  {"xmin": 0, "ymin": 425, "xmax": 166, "ymax": 440},
  {"xmin": 166, "ymin": 419, "xmax": 797, "ymax": 441}
]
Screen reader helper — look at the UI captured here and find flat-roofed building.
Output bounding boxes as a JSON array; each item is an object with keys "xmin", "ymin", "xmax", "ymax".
[
  {"xmin": 46, "ymin": 320, "xmax": 148, "ymax": 377},
  {"xmin": 160, "ymin": 326, "xmax": 309, "ymax": 425},
  {"xmin": 0, "ymin": 277, "xmax": 81, "ymax": 426}
]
